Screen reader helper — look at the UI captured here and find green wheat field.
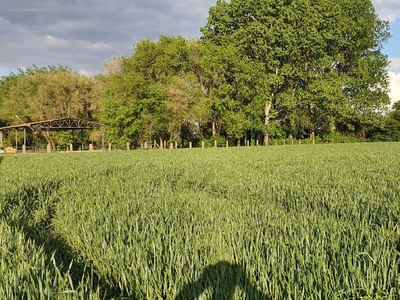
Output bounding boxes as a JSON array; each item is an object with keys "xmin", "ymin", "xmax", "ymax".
[{"xmin": 0, "ymin": 143, "xmax": 399, "ymax": 299}]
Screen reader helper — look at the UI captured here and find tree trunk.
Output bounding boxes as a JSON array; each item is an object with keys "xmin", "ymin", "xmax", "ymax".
[
  {"xmin": 212, "ymin": 120, "xmax": 216, "ymax": 137},
  {"xmin": 264, "ymin": 102, "xmax": 272, "ymax": 146}
]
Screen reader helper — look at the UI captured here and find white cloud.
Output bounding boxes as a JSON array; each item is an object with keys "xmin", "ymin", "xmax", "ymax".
[
  {"xmin": 388, "ymin": 71, "xmax": 400, "ymax": 106},
  {"xmin": 388, "ymin": 58, "xmax": 400, "ymax": 71},
  {"xmin": 45, "ymin": 35, "xmax": 68, "ymax": 46},
  {"xmin": 372, "ymin": 0, "xmax": 400, "ymax": 22}
]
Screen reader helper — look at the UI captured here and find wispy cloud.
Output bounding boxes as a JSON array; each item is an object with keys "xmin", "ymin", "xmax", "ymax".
[
  {"xmin": 0, "ymin": 0, "xmax": 216, "ymax": 74},
  {"xmin": 388, "ymin": 58, "xmax": 400, "ymax": 71},
  {"xmin": 372, "ymin": 0, "xmax": 400, "ymax": 22},
  {"xmin": 388, "ymin": 71, "xmax": 400, "ymax": 106},
  {"xmin": 0, "ymin": 0, "xmax": 398, "ymax": 76}
]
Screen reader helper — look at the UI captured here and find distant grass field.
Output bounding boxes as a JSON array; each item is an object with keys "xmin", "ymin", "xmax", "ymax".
[{"xmin": 0, "ymin": 143, "xmax": 399, "ymax": 299}]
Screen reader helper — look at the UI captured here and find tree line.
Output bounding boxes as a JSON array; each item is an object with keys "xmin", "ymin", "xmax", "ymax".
[{"xmin": 1, "ymin": 0, "xmax": 399, "ymax": 148}]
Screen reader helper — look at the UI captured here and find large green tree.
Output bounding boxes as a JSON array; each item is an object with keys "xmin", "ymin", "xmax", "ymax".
[
  {"xmin": 0, "ymin": 65, "xmax": 101, "ymax": 124},
  {"xmin": 101, "ymin": 37, "xmax": 206, "ymax": 147},
  {"xmin": 368, "ymin": 101, "xmax": 400, "ymax": 141},
  {"xmin": 0, "ymin": 71, "xmax": 22, "ymax": 127},
  {"xmin": 201, "ymin": 0, "xmax": 391, "ymax": 142},
  {"xmin": 101, "ymin": 36, "xmax": 247, "ymax": 147},
  {"xmin": 0, "ymin": 65, "xmax": 102, "ymax": 148}
]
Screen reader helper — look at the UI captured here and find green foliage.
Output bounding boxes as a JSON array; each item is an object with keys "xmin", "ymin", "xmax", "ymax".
[
  {"xmin": 1, "ymin": 144, "xmax": 399, "ymax": 299},
  {"xmin": 100, "ymin": 37, "xmax": 243, "ymax": 146},
  {"xmin": 201, "ymin": 0, "xmax": 391, "ymax": 141},
  {"xmin": 369, "ymin": 101, "xmax": 400, "ymax": 141},
  {"xmin": 0, "ymin": 172, "xmax": 105, "ymax": 298},
  {"xmin": 57, "ymin": 131, "xmax": 73, "ymax": 146},
  {"xmin": 0, "ymin": 65, "xmax": 102, "ymax": 126},
  {"xmin": 0, "ymin": 1, "xmax": 395, "ymax": 146},
  {"xmin": 321, "ymin": 132, "xmax": 364, "ymax": 143},
  {"xmin": 393, "ymin": 101, "xmax": 400, "ymax": 111}
]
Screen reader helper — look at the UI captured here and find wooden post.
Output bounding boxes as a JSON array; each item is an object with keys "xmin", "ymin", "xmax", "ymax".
[
  {"xmin": 256, "ymin": 140, "xmax": 259, "ymax": 146},
  {"xmin": 22, "ymin": 144, "xmax": 26, "ymax": 154},
  {"xmin": 23, "ymin": 128, "xmax": 26, "ymax": 147},
  {"xmin": 283, "ymin": 139, "xmax": 286, "ymax": 146},
  {"xmin": 80, "ymin": 129, "xmax": 84, "ymax": 151},
  {"xmin": 246, "ymin": 140, "xmax": 250, "ymax": 147},
  {"xmin": 47, "ymin": 143, "xmax": 51, "ymax": 153},
  {"xmin": 15, "ymin": 129, "xmax": 18, "ymax": 149},
  {"xmin": 291, "ymin": 138, "xmax": 294, "ymax": 145},
  {"xmin": 164, "ymin": 140, "xmax": 167, "ymax": 149},
  {"xmin": 144, "ymin": 142, "xmax": 147, "ymax": 149},
  {"xmin": 214, "ymin": 140, "xmax": 217, "ymax": 148},
  {"xmin": 189, "ymin": 141, "xmax": 192, "ymax": 149},
  {"xmin": 175, "ymin": 141, "xmax": 177, "ymax": 149},
  {"xmin": 108, "ymin": 143, "xmax": 112, "ymax": 152},
  {"xmin": 169, "ymin": 142, "xmax": 173, "ymax": 149},
  {"xmin": 226, "ymin": 140, "xmax": 229, "ymax": 148},
  {"xmin": 160, "ymin": 138, "xmax": 163, "ymax": 149},
  {"xmin": 202, "ymin": 141, "xmax": 205, "ymax": 148},
  {"xmin": 89, "ymin": 144, "xmax": 93, "ymax": 151},
  {"xmin": 127, "ymin": 142, "xmax": 130, "ymax": 151},
  {"xmin": 70, "ymin": 144, "xmax": 73, "ymax": 152}
]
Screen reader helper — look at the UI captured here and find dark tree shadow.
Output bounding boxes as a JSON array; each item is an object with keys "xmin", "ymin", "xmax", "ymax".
[
  {"xmin": 176, "ymin": 261, "xmax": 270, "ymax": 300},
  {"xmin": 0, "ymin": 180, "xmax": 113, "ymax": 298}
]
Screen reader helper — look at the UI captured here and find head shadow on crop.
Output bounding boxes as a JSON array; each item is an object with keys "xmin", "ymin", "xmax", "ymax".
[{"xmin": 175, "ymin": 260, "xmax": 270, "ymax": 300}]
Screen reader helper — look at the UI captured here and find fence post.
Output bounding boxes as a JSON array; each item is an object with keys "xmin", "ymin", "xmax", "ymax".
[
  {"xmin": 175, "ymin": 141, "xmax": 177, "ymax": 149},
  {"xmin": 202, "ymin": 141, "xmax": 205, "ymax": 148},
  {"xmin": 89, "ymin": 144, "xmax": 93, "ymax": 151},
  {"xmin": 214, "ymin": 140, "xmax": 217, "ymax": 148},
  {"xmin": 22, "ymin": 144, "xmax": 26, "ymax": 154},
  {"xmin": 70, "ymin": 144, "xmax": 73, "ymax": 152},
  {"xmin": 256, "ymin": 140, "xmax": 259, "ymax": 146},
  {"xmin": 127, "ymin": 142, "xmax": 130, "ymax": 151},
  {"xmin": 47, "ymin": 143, "xmax": 51, "ymax": 154},
  {"xmin": 108, "ymin": 143, "xmax": 112, "ymax": 152},
  {"xmin": 189, "ymin": 141, "xmax": 192, "ymax": 149},
  {"xmin": 226, "ymin": 140, "xmax": 229, "ymax": 148}
]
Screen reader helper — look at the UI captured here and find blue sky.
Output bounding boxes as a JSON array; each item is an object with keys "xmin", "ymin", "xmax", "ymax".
[
  {"xmin": 385, "ymin": 18, "xmax": 400, "ymax": 71},
  {"xmin": 0, "ymin": 0, "xmax": 399, "ymax": 104},
  {"xmin": 384, "ymin": 18, "xmax": 400, "ymax": 105}
]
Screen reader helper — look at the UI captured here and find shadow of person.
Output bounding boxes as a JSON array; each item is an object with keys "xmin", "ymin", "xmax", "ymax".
[{"xmin": 175, "ymin": 260, "xmax": 270, "ymax": 300}]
